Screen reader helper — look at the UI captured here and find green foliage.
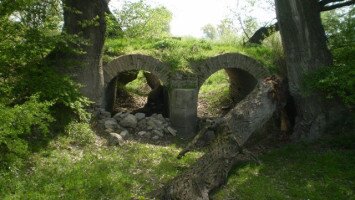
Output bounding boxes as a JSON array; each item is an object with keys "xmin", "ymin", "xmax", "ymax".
[
  {"xmin": 125, "ymin": 70, "xmax": 151, "ymax": 96},
  {"xmin": 105, "ymin": 37, "xmax": 276, "ymax": 71},
  {"xmin": 65, "ymin": 122, "xmax": 96, "ymax": 146},
  {"xmin": 13, "ymin": 66, "xmax": 92, "ymax": 121},
  {"xmin": 1, "ymin": 129, "xmax": 353, "ymax": 199},
  {"xmin": 0, "ymin": 0, "xmax": 92, "ymax": 167},
  {"xmin": 202, "ymin": 24, "xmax": 217, "ymax": 40},
  {"xmin": 0, "ymin": 140, "xmax": 202, "ymax": 199},
  {"xmin": 0, "ymin": 96, "xmax": 54, "ymax": 167},
  {"xmin": 199, "ymin": 70, "xmax": 231, "ymax": 114},
  {"xmin": 113, "ymin": 0, "xmax": 172, "ymax": 39},
  {"xmin": 322, "ymin": 7, "xmax": 355, "ymax": 52},
  {"xmin": 201, "ymin": 19, "xmax": 240, "ymax": 43},
  {"xmin": 304, "ymin": 7, "xmax": 355, "ymax": 107},
  {"xmin": 305, "ymin": 64, "xmax": 355, "ymax": 106}
]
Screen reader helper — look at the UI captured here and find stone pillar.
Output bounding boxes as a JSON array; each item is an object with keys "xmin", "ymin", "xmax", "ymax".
[{"xmin": 169, "ymin": 89, "xmax": 198, "ymax": 138}]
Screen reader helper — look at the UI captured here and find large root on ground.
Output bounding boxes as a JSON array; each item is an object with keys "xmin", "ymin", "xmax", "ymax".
[{"xmin": 155, "ymin": 77, "xmax": 282, "ymax": 200}]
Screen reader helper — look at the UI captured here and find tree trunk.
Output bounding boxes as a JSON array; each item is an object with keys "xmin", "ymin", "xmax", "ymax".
[
  {"xmin": 155, "ymin": 77, "xmax": 281, "ymax": 199},
  {"xmin": 49, "ymin": 0, "xmax": 108, "ymax": 104},
  {"xmin": 275, "ymin": 0, "xmax": 333, "ymax": 140}
]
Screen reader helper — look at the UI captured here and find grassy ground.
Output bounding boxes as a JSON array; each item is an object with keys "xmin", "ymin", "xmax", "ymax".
[
  {"xmin": 1, "ymin": 128, "xmax": 354, "ymax": 199},
  {"xmin": 213, "ymin": 135, "xmax": 355, "ymax": 200},
  {"xmin": 198, "ymin": 70, "xmax": 231, "ymax": 117},
  {"xmin": 104, "ymin": 37, "xmax": 278, "ymax": 72},
  {"xmin": 0, "ymin": 135, "xmax": 202, "ymax": 200}
]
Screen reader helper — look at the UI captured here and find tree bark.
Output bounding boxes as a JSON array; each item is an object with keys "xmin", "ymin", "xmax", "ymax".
[
  {"xmin": 49, "ymin": 0, "xmax": 108, "ymax": 104},
  {"xmin": 155, "ymin": 77, "xmax": 281, "ymax": 199},
  {"xmin": 275, "ymin": 0, "xmax": 333, "ymax": 140}
]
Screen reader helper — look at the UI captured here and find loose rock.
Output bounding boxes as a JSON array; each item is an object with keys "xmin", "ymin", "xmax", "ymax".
[
  {"xmin": 153, "ymin": 130, "xmax": 164, "ymax": 137},
  {"xmin": 120, "ymin": 130, "xmax": 129, "ymax": 138},
  {"xmin": 135, "ymin": 113, "xmax": 146, "ymax": 121},
  {"xmin": 104, "ymin": 118, "xmax": 118, "ymax": 130},
  {"xmin": 108, "ymin": 132, "xmax": 124, "ymax": 146},
  {"xmin": 119, "ymin": 114, "xmax": 137, "ymax": 128},
  {"xmin": 152, "ymin": 135, "xmax": 160, "ymax": 140}
]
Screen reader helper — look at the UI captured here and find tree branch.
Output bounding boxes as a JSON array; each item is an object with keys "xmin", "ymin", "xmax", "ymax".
[
  {"xmin": 247, "ymin": 0, "xmax": 354, "ymax": 45},
  {"xmin": 246, "ymin": 22, "xmax": 279, "ymax": 45},
  {"xmin": 320, "ymin": 0, "xmax": 355, "ymax": 11},
  {"xmin": 319, "ymin": 0, "xmax": 345, "ymax": 7}
]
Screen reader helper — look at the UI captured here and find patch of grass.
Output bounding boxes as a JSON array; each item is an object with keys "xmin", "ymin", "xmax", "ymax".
[
  {"xmin": 104, "ymin": 37, "xmax": 276, "ymax": 72},
  {"xmin": 125, "ymin": 70, "xmax": 151, "ymax": 97},
  {"xmin": 0, "ymin": 136, "xmax": 202, "ymax": 200},
  {"xmin": 199, "ymin": 70, "xmax": 231, "ymax": 113},
  {"xmin": 65, "ymin": 121, "xmax": 96, "ymax": 147},
  {"xmin": 213, "ymin": 140, "xmax": 355, "ymax": 200}
]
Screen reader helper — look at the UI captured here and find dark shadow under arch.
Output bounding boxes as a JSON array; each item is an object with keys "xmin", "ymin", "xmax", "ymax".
[{"xmin": 103, "ymin": 54, "xmax": 172, "ymax": 114}]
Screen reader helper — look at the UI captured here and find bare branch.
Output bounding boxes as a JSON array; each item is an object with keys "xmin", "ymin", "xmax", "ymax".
[
  {"xmin": 320, "ymin": 0, "xmax": 355, "ymax": 11},
  {"xmin": 319, "ymin": 0, "xmax": 345, "ymax": 7}
]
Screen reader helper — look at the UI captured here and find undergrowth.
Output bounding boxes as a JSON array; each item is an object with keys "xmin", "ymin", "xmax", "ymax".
[
  {"xmin": 1, "ymin": 126, "xmax": 354, "ymax": 199},
  {"xmin": 0, "ymin": 136, "xmax": 202, "ymax": 199}
]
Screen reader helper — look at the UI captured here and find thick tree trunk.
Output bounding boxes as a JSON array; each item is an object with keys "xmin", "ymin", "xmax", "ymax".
[
  {"xmin": 155, "ymin": 77, "xmax": 281, "ymax": 199},
  {"xmin": 275, "ymin": 0, "xmax": 333, "ymax": 140},
  {"xmin": 49, "ymin": 0, "xmax": 108, "ymax": 104}
]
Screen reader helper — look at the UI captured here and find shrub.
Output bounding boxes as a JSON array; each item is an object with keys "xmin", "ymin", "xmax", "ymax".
[
  {"xmin": 0, "ymin": 95, "xmax": 54, "ymax": 167},
  {"xmin": 305, "ymin": 64, "xmax": 355, "ymax": 107}
]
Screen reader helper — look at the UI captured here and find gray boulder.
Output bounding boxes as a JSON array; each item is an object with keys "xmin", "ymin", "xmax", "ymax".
[
  {"xmin": 120, "ymin": 130, "xmax": 129, "ymax": 138},
  {"xmin": 147, "ymin": 117, "xmax": 163, "ymax": 130},
  {"xmin": 135, "ymin": 113, "xmax": 146, "ymax": 121},
  {"xmin": 137, "ymin": 131, "xmax": 147, "ymax": 136},
  {"xmin": 119, "ymin": 114, "xmax": 137, "ymax": 128},
  {"xmin": 113, "ymin": 112, "xmax": 123, "ymax": 121},
  {"xmin": 104, "ymin": 118, "xmax": 118, "ymax": 130},
  {"xmin": 153, "ymin": 130, "xmax": 164, "ymax": 137}
]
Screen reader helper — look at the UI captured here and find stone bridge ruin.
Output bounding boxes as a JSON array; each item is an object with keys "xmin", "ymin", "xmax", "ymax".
[{"xmin": 102, "ymin": 53, "xmax": 270, "ymax": 138}]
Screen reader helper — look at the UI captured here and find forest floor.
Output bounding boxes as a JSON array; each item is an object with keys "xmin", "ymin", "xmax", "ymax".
[{"xmin": 0, "ymin": 127, "xmax": 354, "ymax": 199}]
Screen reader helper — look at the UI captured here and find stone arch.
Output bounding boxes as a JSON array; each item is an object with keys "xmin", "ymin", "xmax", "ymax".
[
  {"xmin": 196, "ymin": 53, "xmax": 270, "ymax": 87},
  {"xmin": 195, "ymin": 53, "xmax": 270, "ymax": 105},
  {"xmin": 103, "ymin": 54, "xmax": 172, "ymax": 112}
]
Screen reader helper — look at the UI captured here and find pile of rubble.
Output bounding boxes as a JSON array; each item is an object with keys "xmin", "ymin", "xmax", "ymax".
[{"xmin": 97, "ymin": 109, "xmax": 178, "ymax": 145}]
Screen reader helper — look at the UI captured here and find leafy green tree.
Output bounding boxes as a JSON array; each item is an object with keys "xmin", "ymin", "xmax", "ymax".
[
  {"xmin": 202, "ymin": 24, "xmax": 217, "ymax": 40},
  {"xmin": 217, "ymin": 18, "xmax": 238, "ymax": 42},
  {"xmin": 305, "ymin": 7, "xmax": 355, "ymax": 107},
  {"xmin": 0, "ymin": 0, "xmax": 95, "ymax": 167},
  {"xmin": 114, "ymin": 0, "xmax": 172, "ymax": 38}
]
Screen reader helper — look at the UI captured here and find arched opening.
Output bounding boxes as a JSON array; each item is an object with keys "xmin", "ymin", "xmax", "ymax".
[
  {"xmin": 103, "ymin": 54, "xmax": 171, "ymax": 117},
  {"xmin": 106, "ymin": 70, "xmax": 169, "ymax": 117},
  {"xmin": 198, "ymin": 68, "xmax": 257, "ymax": 119}
]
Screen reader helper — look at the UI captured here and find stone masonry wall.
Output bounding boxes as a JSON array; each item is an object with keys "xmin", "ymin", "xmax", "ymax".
[{"xmin": 103, "ymin": 53, "xmax": 270, "ymax": 137}]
